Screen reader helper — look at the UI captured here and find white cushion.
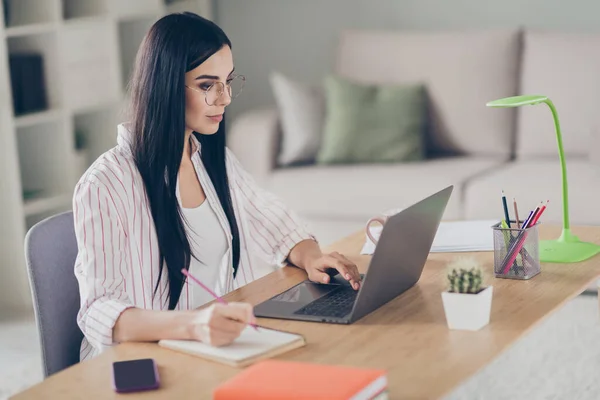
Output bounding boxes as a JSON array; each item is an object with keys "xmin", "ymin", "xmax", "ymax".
[
  {"xmin": 267, "ymin": 157, "xmax": 506, "ymax": 222},
  {"xmin": 517, "ymin": 31, "xmax": 600, "ymax": 158},
  {"xmin": 335, "ymin": 29, "xmax": 520, "ymax": 157},
  {"xmin": 464, "ymin": 159, "xmax": 600, "ymax": 225},
  {"xmin": 228, "ymin": 109, "xmax": 280, "ymax": 186},
  {"xmin": 269, "ymin": 71, "xmax": 324, "ymax": 166}
]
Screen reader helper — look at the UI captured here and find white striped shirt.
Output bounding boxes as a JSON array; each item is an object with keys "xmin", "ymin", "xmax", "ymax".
[{"xmin": 73, "ymin": 124, "xmax": 315, "ymax": 361}]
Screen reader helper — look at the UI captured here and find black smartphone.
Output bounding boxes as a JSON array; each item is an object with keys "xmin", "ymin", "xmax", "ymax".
[{"xmin": 112, "ymin": 358, "xmax": 160, "ymax": 393}]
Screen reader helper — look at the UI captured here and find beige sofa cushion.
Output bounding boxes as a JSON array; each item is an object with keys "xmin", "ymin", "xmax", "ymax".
[
  {"xmin": 591, "ymin": 131, "xmax": 600, "ymax": 166},
  {"xmin": 464, "ymin": 160, "xmax": 600, "ymax": 225},
  {"xmin": 267, "ymin": 157, "xmax": 506, "ymax": 222},
  {"xmin": 335, "ymin": 29, "xmax": 520, "ymax": 157},
  {"xmin": 517, "ymin": 32, "xmax": 600, "ymax": 158}
]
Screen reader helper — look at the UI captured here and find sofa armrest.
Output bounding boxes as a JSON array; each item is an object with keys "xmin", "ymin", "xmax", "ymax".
[{"xmin": 227, "ymin": 109, "xmax": 280, "ymax": 185}]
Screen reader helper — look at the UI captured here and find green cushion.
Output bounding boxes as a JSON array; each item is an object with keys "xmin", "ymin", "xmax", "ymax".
[{"xmin": 316, "ymin": 75, "xmax": 427, "ymax": 165}]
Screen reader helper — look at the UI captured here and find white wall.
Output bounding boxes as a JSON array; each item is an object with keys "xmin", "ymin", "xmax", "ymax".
[{"xmin": 216, "ymin": 0, "xmax": 600, "ymax": 120}]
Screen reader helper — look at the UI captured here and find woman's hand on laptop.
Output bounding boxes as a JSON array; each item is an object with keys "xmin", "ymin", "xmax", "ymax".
[
  {"xmin": 288, "ymin": 240, "xmax": 362, "ymax": 290},
  {"xmin": 305, "ymin": 252, "xmax": 361, "ymax": 290}
]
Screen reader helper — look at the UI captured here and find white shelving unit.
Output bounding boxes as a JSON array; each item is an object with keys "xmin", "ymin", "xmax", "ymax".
[{"xmin": 0, "ymin": 0, "xmax": 213, "ymax": 314}]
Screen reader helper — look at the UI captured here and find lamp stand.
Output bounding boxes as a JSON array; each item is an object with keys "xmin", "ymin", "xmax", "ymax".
[
  {"xmin": 540, "ymin": 230, "xmax": 600, "ymax": 263},
  {"xmin": 539, "ymin": 99, "xmax": 600, "ymax": 262}
]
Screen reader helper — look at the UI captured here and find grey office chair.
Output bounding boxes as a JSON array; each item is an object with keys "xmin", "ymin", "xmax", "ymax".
[{"xmin": 24, "ymin": 211, "xmax": 83, "ymax": 378}]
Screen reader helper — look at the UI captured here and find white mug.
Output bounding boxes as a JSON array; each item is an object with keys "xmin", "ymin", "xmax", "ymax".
[{"xmin": 365, "ymin": 208, "xmax": 403, "ymax": 245}]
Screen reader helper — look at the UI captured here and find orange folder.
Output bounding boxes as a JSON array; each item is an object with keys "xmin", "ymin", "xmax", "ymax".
[{"xmin": 213, "ymin": 359, "xmax": 388, "ymax": 400}]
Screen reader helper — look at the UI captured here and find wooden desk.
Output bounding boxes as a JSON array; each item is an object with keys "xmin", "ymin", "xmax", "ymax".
[{"xmin": 13, "ymin": 225, "xmax": 600, "ymax": 400}]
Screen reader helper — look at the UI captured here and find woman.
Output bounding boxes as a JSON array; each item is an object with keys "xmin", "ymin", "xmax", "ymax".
[{"xmin": 73, "ymin": 12, "xmax": 361, "ymax": 361}]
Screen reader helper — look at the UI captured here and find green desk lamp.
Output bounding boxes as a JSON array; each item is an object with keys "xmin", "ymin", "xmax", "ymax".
[{"xmin": 486, "ymin": 95, "xmax": 600, "ymax": 263}]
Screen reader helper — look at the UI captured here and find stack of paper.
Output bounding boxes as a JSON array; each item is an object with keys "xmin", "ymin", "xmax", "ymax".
[
  {"xmin": 429, "ymin": 219, "xmax": 499, "ymax": 252},
  {"xmin": 361, "ymin": 219, "xmax": 499, "ymax": 255}
]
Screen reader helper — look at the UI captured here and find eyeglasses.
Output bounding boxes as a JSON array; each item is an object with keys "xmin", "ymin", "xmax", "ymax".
[{"xmin": 185, "ymin": 74, "xmax": 246, "ymax": 106}]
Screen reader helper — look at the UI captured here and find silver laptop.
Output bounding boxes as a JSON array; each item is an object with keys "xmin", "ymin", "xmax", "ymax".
[{"xmin": 254, "ymin": 185, "xmax": 453, "ymax": 324}]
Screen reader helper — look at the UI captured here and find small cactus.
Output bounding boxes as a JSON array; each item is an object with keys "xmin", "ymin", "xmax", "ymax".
[{"xmin": 446, "ymin": 257, "xmax": 484, "ymax": 294}]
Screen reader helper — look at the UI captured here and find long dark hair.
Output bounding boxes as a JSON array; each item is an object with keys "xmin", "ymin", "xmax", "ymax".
[{"xmin": 128, "ymin": 12, "xmax": 240, "ymax": 310}]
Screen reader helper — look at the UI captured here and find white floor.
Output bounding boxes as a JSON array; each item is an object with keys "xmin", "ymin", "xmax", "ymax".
[
  {"xmin": 1, "ymin": 294, "xmax": 599, "ymax": 399},
  {"xmin": 0, "ymin": 314, "xmax": 42, "ymax": 400},
  {"xmin": 446, "ymin": 293, "xmax": 600, "ymax": 400}
]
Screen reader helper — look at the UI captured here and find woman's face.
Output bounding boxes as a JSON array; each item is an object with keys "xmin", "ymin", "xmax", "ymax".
[{"xmin": 184, "ymin": 45, "xmax": 234, "ymax": 135}]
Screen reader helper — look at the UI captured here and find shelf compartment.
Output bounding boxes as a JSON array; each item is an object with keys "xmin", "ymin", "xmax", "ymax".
[
  {"xmin": 3, "ymin": 0, "xmax": 60, "ymax": 28},
  {"xmin": 62, "ymin": 0, "xmax": 108, "ymax": 20},
  {"xmin": 8, "ymin": 32, "xmax": 62, "ymax": 116},
  {"xmin": 71, "ymin": 105, "xmax": 120, "ymax": 181},
  {"xmin": 117, "ymin": 17, "xmax": 155, "ymax": 91},
  {"xmin": 59, "ymin": 19, "xmax": 121, "ymax": 111},
  {"xmin": 25, "ymin": 203, "xmax": 71, "ymax": 230},
  {"xmin": 5, "ymin": 22, "xmax": 56, "ymax": 37},
  {"xmin": 16, "ymin": 120, "xmax": 71, "ymax": 199},
  {"xmin": 15, "ymin": 108, "xmax": 63, "ymax": 128},
  {"xmin": 164, "ymin": 0, "xmax": 211, "ymax": 16},
  {"xmin": 23, "ymin": 192, "xmax": 71, "ymax": 216},
  {"xmin": 108, "ymin": 0, "xmax": 163, "ymax": 20}
]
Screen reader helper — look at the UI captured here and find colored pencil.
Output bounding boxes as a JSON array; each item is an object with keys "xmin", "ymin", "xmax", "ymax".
[
  {"xmin": 525, "ymin": 202, "xmax": 543, "ymax": 228},
  {"xmin": 531, "ymin": 200, "xmax": 549, "ymax": 225},
  {"xmin": 513, "ymin": 198, "xmax": 521, "ymax": 228},
  {"xmin": 502, "ymin": 190, "xmax": 511, "ymax": 227}
]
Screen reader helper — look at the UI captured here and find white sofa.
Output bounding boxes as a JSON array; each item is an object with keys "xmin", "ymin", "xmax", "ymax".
[{"xmin": 229, "ymin": 29, "xmax": 600, "ymax": 246}]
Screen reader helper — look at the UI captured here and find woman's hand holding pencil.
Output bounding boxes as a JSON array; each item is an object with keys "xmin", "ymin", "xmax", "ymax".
[
  {"xmin": 182, "ymin": 268, "xmax": 259, "ymax": 347},
  {"xmin": 188, "ymin": 302, "xmax": 257, "ymax": 347}
]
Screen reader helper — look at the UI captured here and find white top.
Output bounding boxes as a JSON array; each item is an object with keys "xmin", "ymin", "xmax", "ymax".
[
  {"xmin": 72, "ymin": 123, "xmax": 316, "ymax": 362},
  {"xmin": 181, "ymin": 200, "xmax": 228, "ymax": 309}
]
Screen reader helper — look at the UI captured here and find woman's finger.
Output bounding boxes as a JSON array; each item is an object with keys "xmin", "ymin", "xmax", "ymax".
[
  {"xmin": 330, "ymin": 253, "xmax": 361, "ymax": 283},
  {"xmin": 308, "ymin": 268, "xmax": 333, "ymax": 284},
  {"xmin": 218, "ymin": 302, "xmax": 255, "ymax": 325},
  {"xmin": 209, "ymin": 329, "xmax": 241, "ymax": 347},
  {"xmin": 210, "ymin": 313, "xmax": 247, "ymax": 334},
  {"xmin": 325, "ymin": 256, "xmax": 352, "ymax": 281}
]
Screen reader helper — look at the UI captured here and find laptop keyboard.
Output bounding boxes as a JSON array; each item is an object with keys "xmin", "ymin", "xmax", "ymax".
[{"xmin": 294, "ymin": 287, "xmax": 358, "ymax": 318}]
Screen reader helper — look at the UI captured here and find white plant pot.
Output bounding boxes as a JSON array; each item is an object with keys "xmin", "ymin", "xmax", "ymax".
[{"xmin": 441, "ymin": 286, "xmax": 493, "ymax": 331}]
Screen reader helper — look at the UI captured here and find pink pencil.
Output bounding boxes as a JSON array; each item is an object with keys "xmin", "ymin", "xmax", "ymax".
[
  {"xmin": 502, "ymin": 233, "xmax": 529, "ymax": 274},
  {"xmin": 531, "ymin": 200, "xmax": 549, "ymax": 225},
  {"xmin": 181, "ymin": 268, "xmax": 259, "ymax": 331}
]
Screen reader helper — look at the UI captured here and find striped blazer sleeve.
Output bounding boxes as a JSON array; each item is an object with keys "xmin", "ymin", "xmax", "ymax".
[
  {"xmin": 226, "ymin": 148, "xmax": 317, "ymax": 267},
  {"xmin": 73, "ymin": 180, "xmax": 134, "ymax": 351}
]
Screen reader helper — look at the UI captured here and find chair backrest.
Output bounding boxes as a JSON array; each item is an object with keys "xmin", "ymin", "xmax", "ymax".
[{"xmin": 24, "ymin": 211, "xmax": 83, "ymax": 378}]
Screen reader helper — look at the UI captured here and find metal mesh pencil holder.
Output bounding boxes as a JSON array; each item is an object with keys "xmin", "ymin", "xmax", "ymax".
[{"xmin": 492, "ymin": 221, "xmax": 540, "ymax": 280}]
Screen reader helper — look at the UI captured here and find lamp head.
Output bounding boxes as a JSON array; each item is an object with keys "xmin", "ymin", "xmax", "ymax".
[{"xmin": 486, "ymin": 95, "xmax": 548, "ymax": 108}]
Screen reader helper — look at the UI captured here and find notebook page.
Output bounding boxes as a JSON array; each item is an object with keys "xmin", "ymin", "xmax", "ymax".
[
  {"xmin": 431, "ymin": 220, "xmax": 498, "ymax": 250},
  {"xmin": 159, "ymin": 326, "xmax": 302, "ymax": 363}
]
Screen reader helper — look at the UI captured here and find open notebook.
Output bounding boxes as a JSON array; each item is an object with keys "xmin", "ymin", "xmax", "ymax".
[{"xmin": 158, "ymin": 326, "xmax": 305, "ymax": 368}]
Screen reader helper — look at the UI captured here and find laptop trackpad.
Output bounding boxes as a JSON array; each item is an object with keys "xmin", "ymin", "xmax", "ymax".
[
  {"xmin": 254, "ymin": 281, "xmax": 341, "ymax": 317},
  {"xmin": 271, "ymin": 282, "xmax": 339, "ymax": 303}
]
